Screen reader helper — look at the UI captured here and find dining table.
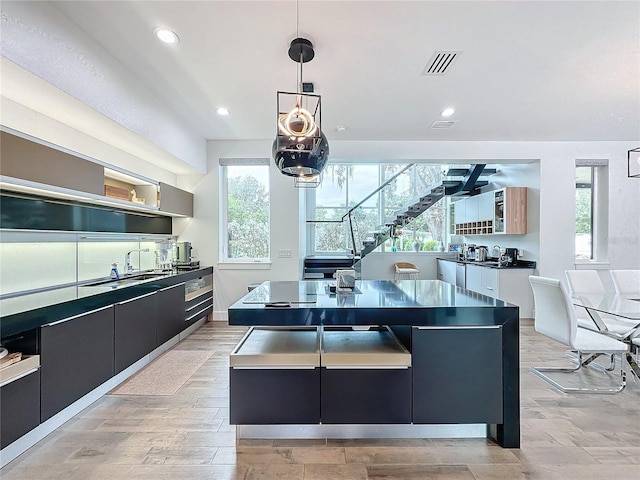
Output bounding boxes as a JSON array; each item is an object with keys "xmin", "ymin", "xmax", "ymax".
[{"xmin": 572, "ymin": 293, "xmax": 640, "ymax": 381}]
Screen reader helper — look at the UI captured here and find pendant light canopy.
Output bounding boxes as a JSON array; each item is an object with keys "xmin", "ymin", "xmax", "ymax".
[{"xmin": 273, "ymin": 36, "xmax": 329, "ymax": 185}]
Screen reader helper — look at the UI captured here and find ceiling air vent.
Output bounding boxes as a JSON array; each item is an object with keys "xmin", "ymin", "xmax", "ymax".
[
  {"xmin": 421, "ymin": 51, "xmax": 461, "ymax": 75},
  {"xmin": 430, "ymin": 120, "xmax": 457, "ymax": 129}
]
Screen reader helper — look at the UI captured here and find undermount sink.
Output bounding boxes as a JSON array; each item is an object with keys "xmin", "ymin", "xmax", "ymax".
[{"xmin": 81, "ymin": 273, "xmax": 167, "ymax": 287}]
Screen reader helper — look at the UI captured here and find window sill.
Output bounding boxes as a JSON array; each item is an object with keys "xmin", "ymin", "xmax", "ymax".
[
  {"xmin": 574, "ymin": 261, "xmax": 610, "ymax": 270},
  {"xmin": 217, "ymin": 261, "xmax": 272, "ymax": 270}
]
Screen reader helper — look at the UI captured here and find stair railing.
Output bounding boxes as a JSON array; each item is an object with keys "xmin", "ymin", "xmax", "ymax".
[{"xmin": 307, "ymin": 164, "xmax": 414, "ymax": 260}]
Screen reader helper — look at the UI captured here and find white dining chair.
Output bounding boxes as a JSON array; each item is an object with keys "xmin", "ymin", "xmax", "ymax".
[
  {"xmin": 529, "ymin": 276, "xmax": 628, "ymax": 394},
  {"xmin": 610, "ymin": 270, "xmax": 640, "ymax": 294},
  {"xmin": 565, "ymin": 270, "xmax": 637, "ymax": 339}
]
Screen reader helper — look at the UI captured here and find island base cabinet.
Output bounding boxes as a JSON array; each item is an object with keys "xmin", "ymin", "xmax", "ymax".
[
  {"xmin": 40, "ymin": 306, "xmax": 115, "ymax": 422},
  {"xmin": 230, "ymin": 368, "xmax": 320, "ymax": 424},
  {"xmin": 320, "ymin": 327, "xmax": 412, "ymax": 424},
  {"xmin": 412, "ymin": 326, "xmax": 503, "ymax": 424},
  {"xmin": 115, "ymin": 292, "xmax": 157, "ymax": 374},
  {"xmin": 229, "ymin": 327, "xmax": 321, "ymax": 425},
  {"xmin": 0, "ymin": 370, "xmax": 40, "ymax": 449},
  {"xmin": 321, "ymin": 368, "xmax": 411, "ymax": 424}
]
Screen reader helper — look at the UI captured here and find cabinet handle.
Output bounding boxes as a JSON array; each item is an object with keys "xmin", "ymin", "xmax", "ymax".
[
  {"xmin": 159, "ymin": 282, "xmax": 185, "ymax": 292},
  {"xmin": 42, "ymin": 305, "xmax": 112, "ymax": 327},
  {"xmin": 116, "ymin": 291, "xmax": 157, "ymax": 305},
  {"xmin": 186, "ymin": 296, "xmax": 213, "ymax": 312},
  {"xmin": 486, "ymin": 287, "xmax": 494, "ymax": 291},
  {"xmin": 324, "ymin": 365, "xmax": 410, "ymax": 370},
  {"xmin": 185, "ymin": 304, "xmax": 212, "ymax": 322},
  {"xmin": 416, "ymin": 325, "xmax": 501, "ymax": 330}
]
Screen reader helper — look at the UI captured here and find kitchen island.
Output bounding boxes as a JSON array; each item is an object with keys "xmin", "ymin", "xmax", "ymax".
[{"xmin": 228, "ymin": 279, "xmax": 520, "ymax": 448}]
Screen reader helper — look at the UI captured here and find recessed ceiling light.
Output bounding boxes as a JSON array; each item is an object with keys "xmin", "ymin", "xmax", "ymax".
[
  {"xmin": 216, "ymin": 107, "xmax": 230, "ymax": 116},
  {"xmin": 336, "ymin": 125, "xmax": 347, "ymax": 133},
  {"xmin": 153, "ymin": 27, "xmax": 179, "ymax": 44},
  {"xmin": 440, "ymin": 108, "xmax": 455, "ymax": 117}
]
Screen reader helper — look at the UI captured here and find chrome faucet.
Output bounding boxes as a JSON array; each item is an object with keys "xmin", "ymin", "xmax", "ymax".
[{"xmin": 125, "ymin": 248, "xmax": 150, "ymax": 275}]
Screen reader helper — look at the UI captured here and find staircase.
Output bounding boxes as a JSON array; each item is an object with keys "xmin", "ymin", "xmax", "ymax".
[
  {"xmin": 357, "ymin": 164, "xmax": 495, "ymax": 259},
  {"xmin": 306, "ymin": 164, "xmax": 497, "ymax": 278}
]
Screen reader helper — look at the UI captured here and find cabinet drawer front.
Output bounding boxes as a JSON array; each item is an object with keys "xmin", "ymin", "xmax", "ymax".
[
  {"xmin": 482, "ymin": 268, "xmax": 499, "ymax": 298},
  {"xmin": 115, "ymin": 293, "xmax": 157, "ymax": 374},
  {"xmin": 0, "ymin": 369, "xmax": 40, "ymax": 449},
  {"xmin": 40, "ymin": 306, "xmax": 115, "ymax": 421},
  {"xmin": 230, "ymin": 368, "xmax": 320, "ymax": 425}
]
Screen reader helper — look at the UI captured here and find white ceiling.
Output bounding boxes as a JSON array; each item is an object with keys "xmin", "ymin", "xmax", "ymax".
[{"xmin": 1, "ymin": 1, "xmax": 639, "ymax": 171}]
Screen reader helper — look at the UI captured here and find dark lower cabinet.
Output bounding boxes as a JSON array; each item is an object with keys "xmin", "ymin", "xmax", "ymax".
[
  {"xmin": 40, "ymin": 305, "xmax": 115, "ymax": 422},
  {"xmin": 115, "ymin": 292, "xmax": 157, "ymax": 373},
  {"xmin": 230, "ymin": 368, "xmax": 321, "ymax": 424},
  {"xmin": 156, "ymin": 283, "xmax": 186, "ymax": 346},
  {"xmin": 1, "ymin": 369, "xmax": 41, "ymax": 449},
  {"xmin": 321, "ymin": 368, "xmax": 412, "ymax": 424},
  {"xmin": 412, "ymin": 326, "xmax": 503, "ymax": 424}
]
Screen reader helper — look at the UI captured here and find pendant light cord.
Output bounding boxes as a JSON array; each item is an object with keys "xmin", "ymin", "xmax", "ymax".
[{"xmin": 296, "ymin": 0, "xmax": 301, "ymax": 95}]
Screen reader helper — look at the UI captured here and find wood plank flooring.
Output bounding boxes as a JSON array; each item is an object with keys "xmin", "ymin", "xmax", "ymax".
[{"xmin": 2, "ymin": 320, "xmax": 639, "ymax": 480}]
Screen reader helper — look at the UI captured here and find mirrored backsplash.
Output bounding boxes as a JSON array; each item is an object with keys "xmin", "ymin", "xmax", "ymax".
[{"xmin": 0, "ymin": 230, "xmax": 175, "ymax": 297}]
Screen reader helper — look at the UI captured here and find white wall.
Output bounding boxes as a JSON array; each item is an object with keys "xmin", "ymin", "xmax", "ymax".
[{"xmin": 361, "ymin": 252, "xmax": 457, "ymax": 281}]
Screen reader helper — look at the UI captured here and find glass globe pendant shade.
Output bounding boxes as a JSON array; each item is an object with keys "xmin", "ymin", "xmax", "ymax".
[{"xmin": 272, "ymin": 130, "xmax": 329, "ymax": 177}]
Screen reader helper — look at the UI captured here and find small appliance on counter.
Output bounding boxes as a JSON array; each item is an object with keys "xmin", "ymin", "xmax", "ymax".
[
  {"xmin": 174, "ymin": 241, "xmax": 201, "ymax": 270},
  {"xmin": 475, "ymin": 246, "xmax": 488, "ymax": 262},
  {"xmin": 154, "ymin": 240, "xmax": 174, "ymax": 272},
  {"xmin": 464, "ymin": 244, "xmax": 476, "ymax": 261},
  {"xmin": 499, "ymin": 247, "xmax": 519, "ymax": 267}
]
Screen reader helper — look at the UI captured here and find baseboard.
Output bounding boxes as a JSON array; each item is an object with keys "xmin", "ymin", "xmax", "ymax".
[{"xmin": 212, "ymin": 310, "xmax": 228, "ymax": 322}]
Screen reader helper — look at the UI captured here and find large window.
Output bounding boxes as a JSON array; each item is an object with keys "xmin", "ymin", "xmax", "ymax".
[
  {"xmin": 307, "ymin": 163, "xmax": 448, "ymax": 254},
  {"xmin": 575, "ymin": 160, "xmax": 608, "ymax": 261},
  {"xmin": 220, "ymin": 159, "xmax": 270, "ymax": 262}
]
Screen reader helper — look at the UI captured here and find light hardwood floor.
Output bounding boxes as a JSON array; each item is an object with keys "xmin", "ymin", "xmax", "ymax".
[{"xmin": 2, "ymin": 320, "xmax": 639, "ymax": 480}]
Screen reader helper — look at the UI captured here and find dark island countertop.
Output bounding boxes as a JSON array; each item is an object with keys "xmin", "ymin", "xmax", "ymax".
[
  {"xmin": 228, "ymin": 279, "xmax": 519, "ymax": 327},
  {"xmin": 0, "ymin": 267, "xmax": 213, "ymax": 338}
]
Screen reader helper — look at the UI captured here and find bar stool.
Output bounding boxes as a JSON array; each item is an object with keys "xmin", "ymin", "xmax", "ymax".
[{"xmin": 394, "ymin": 262, "xmax": 420, "ymax": 281}]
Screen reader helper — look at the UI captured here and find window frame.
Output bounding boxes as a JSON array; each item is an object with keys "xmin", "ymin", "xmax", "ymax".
[
  {"xmin": 219, "ymin": 158, "xmax": 271, "ymax": 264},
  {"xmin": 574, "ymin": 159, "xmax": 609, "ymax": 265}
]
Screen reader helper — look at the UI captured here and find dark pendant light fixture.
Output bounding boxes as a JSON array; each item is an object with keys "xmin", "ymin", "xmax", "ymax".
[{"xmin": 273, "ymin": 3, "xmax": 329, "ymax": 186}]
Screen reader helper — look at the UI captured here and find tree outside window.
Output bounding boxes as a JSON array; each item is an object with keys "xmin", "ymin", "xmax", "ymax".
[{"xmin": 222, "ymin": 163, "xmax": 270, "ymax": 260}]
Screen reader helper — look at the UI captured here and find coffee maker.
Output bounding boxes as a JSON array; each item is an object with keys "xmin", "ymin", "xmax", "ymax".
[
  {"xmin": 175, "ymin": 241, "xmax": 200, "ymax": 270},
  {"xmin": 502, "ymin": 248, "xmax": 518, "ymax": 266}
]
